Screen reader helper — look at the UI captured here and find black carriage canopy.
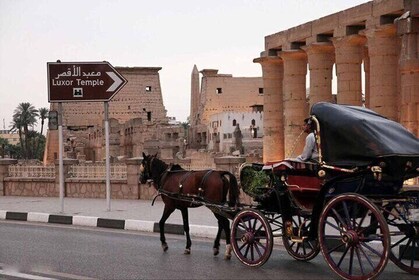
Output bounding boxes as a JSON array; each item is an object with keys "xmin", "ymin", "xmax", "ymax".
[{"xmin": 310, "ymin": 102, "xmax": 419, "ymax": 169}]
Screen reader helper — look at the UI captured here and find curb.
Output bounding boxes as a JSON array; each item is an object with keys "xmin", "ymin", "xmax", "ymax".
[{"xmin": 0, "ymin": 210, "xmax": 217, "ymax": 238}]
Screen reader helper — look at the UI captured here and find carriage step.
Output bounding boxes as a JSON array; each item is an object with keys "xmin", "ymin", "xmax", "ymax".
[{"xmin": 290, "ymin": 236, "xmax": 307, "ymax": 243}]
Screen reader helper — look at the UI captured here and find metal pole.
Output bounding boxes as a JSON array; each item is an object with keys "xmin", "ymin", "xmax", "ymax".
[
  {"xmin": 105, "ymin": 102, "xmax": 111, "ymax": 211},
  {"xmin": 58, "ymin": 102, "xmax": 64, "ymax": 213}
]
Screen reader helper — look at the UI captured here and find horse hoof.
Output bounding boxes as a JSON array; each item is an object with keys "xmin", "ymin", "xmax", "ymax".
[
  {"xmin": 213, "ymin": 247, "xmax": 219, "ymax": 256},
  {"xmin": 224, "ymin": 244, "xmax": 232, "ymax": 260},
  {"xmin": 162, "ymin": 243, "xmax": 168, "ymax": 252},
  {"xmin": 184, "ymin": 248, "xmax": 191, "ymax": 255}
]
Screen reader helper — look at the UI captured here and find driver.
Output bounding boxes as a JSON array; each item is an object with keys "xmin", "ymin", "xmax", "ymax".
[{"xmin": 295, "ymin": 117, "xmax": 319, "ymax": 162}]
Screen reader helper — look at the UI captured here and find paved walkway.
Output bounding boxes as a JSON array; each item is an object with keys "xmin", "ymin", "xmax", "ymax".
[{"xmin": 0, "ymin": 196, "xmax": 221, "ymax": 238}]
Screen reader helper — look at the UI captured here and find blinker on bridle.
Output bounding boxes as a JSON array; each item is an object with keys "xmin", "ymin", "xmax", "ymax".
[{"xmin": 142, "ymin": 156, "xmax": 155, "ymax": 185}]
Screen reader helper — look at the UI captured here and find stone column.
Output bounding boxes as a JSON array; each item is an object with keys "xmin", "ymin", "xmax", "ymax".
[
  {"xmin": 332, "ymin": 35, "xmax": 366, "ymax": 105},
  {"xmin": 0, "ymin": 159, "xmax": 17, "ymax": 196},
  {"xmin": 363, "ymin": 26, "xmax": 399, "ymax": 121},
  {"xmin": 396, "ymin": 16, "xmax": 419, "ymax": 136},
  {"xmin": 278, "ymin": 50, "xmax": 308, "ymax": 158},
  {"xmin": 254, "ymin": 55, "xmax": 285, "ymax": 162},
  {"xmin": 363, "ymin": 48, "xmax": 370, "ymax": 108},
  {"xmin": 125, "ymin": 158, "xmax": 142, "ymax": 199},
  {"xmin": 302, "ymin": 42, "xmax": 335, "ymax": 108}
]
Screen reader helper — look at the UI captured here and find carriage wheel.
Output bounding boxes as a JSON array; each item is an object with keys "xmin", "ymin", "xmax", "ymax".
[
  {"xmin": 381, "ymin": 191, "xmax": 419, "ymax": 275},
  {"xmin": 282, "ymin": 214, "xmax": 320, "ymax": 261},
  {"xmin": 318, "ymin": 194, "xmax": 390, "ymax": 280},
  {"xmin": 231, "ymin": 209, "xmax": 273, "ymax": 267}
]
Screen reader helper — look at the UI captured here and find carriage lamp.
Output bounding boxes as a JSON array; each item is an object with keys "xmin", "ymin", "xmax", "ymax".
[{"xmin": 318, "ymin": 170, "xmax": 326, "ymax": 178}]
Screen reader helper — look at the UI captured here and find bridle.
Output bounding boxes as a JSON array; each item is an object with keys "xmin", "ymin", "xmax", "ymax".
[
  {"xmin": 140, "ymin": 155, "xmax": 155, "ymax": 185},
  {"xmin": 140, "ymin": 155, "xmax": 168, "ymax": 188}
]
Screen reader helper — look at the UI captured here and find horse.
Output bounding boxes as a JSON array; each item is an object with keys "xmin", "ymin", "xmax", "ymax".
[{"xmin": 139, "ymin": 153, "xmax": 240, "ymax": 259}]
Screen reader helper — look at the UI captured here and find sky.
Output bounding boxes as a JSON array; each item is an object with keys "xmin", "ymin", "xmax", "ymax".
[{"xmin": 0, "ymin": 0, "xmax": 370, "ymax": 131}]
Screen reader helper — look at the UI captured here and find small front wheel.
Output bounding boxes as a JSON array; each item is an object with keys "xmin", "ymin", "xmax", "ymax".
[
  {"xmin": 318, "ymin": 194, "xmax": 390, "ymax": 280},
  {"xmin": 231, "ymin": 209, "xmax": 273, "ymax": 267},
  {"xmin": 282, "ymin": 214, "xmax": 320, "ymax": 261}
]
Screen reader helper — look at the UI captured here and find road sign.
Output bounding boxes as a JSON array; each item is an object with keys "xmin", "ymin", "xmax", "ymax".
[{"xmin": 47, "ymin": 61, "xmax": 127, "ymax": 102}]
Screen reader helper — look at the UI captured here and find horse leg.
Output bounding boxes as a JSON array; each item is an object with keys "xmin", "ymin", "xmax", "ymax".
[
  {"xmin": 222, "ymin": 216, "xmax": 232, "ymax": 260},
  {"xmin": 180, "ymin": 207, "xmax": 192, "ymax": 254},
  {"xmin": 215, "ymin": 213, "xmax": 232, "ymax": 260},
  {"xmin": 159, "ymin": 205, "xmax": 175, "ymax": 252},
  {"xmin": 213, "ymin": 213, "xmax": 223, "ymax": 256}
]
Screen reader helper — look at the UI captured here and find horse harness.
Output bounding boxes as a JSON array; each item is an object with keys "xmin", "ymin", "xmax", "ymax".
[{"xmin": 158, "ymin": 168, "xmax": 214, "ymax": 200}]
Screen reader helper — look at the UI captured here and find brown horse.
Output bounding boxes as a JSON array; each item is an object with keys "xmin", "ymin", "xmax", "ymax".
[{"xmin": 139, "ymin": 153, "xmax": 240, "ymax": 259}]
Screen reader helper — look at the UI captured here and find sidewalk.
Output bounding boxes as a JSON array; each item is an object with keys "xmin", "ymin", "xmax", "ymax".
[{"xmin": 0, "ymin": 196, "xmax": 220, "ymax": 238}]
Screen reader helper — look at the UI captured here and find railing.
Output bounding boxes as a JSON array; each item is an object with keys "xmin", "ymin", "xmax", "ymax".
[
  {"xmin": 68, "ymin": 163, "xmax": 127, "ymax": 179},
  {"xmin": 8, "ymin": 165, "xmax": 55, "ymax": 178}
]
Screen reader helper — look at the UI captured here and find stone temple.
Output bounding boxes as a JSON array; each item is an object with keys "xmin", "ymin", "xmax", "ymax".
[
  {"xmin": 44, "ymin": 67, "xmax": 185, "ymax": 164},
  {"xmin": 255, "ymin": 0, "xmax": 419, "ymax": 162},
  {"xmin": 43, "ymin": 0, "xmax": 418, "ymax": 165}
]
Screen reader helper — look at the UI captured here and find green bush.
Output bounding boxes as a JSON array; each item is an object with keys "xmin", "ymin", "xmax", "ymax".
[{"xmin": 240, "ymin": 166, "xmax": 271, "ymax": 197}]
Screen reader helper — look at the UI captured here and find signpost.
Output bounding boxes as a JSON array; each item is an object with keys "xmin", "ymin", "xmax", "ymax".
[
  {"xmin": 48, "ymin": 61, "xmax": 127, "ymax": 102},
  {"xmin": 47, "ymin": 61, "xmax": 127, "ymax": 212}
]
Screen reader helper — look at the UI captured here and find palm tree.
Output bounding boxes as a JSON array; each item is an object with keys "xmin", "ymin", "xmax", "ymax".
[
  {"xmin": 38, "ymin": 107, "xmax": 49, "ymax": 136},
  {"xmin": 11, "ymin": 102, "xmax": 38, "ymax": 159},
  {"xmin": 9, "ymin": 115, "xmax": 24, "ymax": 156},
  {"xmin": 36, "ymin": 107, "xmax": 49, "ymax": 156}
]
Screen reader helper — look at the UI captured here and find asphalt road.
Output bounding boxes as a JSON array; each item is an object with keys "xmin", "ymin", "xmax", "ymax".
[{"xmin": 0, "ymin": 221, "xmax": 417, "ymax": 280}]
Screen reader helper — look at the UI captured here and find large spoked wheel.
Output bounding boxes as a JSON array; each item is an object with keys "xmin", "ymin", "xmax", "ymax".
[
  {"xmin": 381, "ymin": 191, "xmax": 419, "ymax": 275},
  {"xmin": 282, "ymin": 214, "xmax": 320, "ymax": 261},
  {"xmin": 318, "ymin": 194, "xmax": 390, "ymax": 280},
  {"xmin": 231, "ymin": 209, "xmax": 273, "ymax": 267}
]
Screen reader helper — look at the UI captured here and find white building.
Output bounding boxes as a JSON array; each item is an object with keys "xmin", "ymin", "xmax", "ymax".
[{"xmin": 207, "ymin": 111, "xmax": 263, "ymax": 154}]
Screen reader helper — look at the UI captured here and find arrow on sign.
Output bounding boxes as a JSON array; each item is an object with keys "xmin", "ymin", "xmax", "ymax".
[{"xmin": 106, "ymin": 71, "xmax": 124, "ymax": 92}]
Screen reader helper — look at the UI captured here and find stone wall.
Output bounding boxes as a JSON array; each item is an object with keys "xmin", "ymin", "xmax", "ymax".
[
  {"xmin": 4, "ymin": 178, "xmax": 56, "ymax": 197},
  {"xmin": 0, "ymin": 157, "xmax": 248, "ymax": 202}
]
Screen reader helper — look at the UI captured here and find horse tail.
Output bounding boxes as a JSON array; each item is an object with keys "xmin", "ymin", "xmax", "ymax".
[{"xmin": 221, "ymin": 171, "xmax": 240, "ymax": 207}]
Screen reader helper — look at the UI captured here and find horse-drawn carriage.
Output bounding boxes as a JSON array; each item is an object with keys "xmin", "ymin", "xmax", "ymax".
[{"xmin": 140, "ymin": 102, "xmax": 419, "ymax": 280}]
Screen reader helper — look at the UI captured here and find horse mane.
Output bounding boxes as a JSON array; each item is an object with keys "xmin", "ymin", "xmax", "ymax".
[{"xmin": 169, "ymin": 164, "xmax": 184, "ymax": 171}]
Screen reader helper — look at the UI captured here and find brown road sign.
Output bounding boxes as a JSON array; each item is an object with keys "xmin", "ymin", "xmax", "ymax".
[{"xmin": 47, "ymin": 61, "xmax": 127, "ymax": 102}]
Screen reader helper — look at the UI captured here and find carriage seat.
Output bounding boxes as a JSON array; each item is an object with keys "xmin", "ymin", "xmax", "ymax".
[
  {"xmin": 262, "ymin": 159, "xmax": 323, "ymax": 211},
  {"xmin": 262, "ymin": 159, "xmax": 323, "ymax": 193}
]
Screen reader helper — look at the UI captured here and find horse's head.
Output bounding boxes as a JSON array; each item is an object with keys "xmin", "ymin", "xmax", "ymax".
[{"xmin": 139, "ymin": 152, "xmax": 156, "ymax": 185}]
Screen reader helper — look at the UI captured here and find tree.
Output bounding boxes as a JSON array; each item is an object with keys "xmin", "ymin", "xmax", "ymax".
[
  {"xmin": 0, "ymin": 137, "xmax": 8, "ymax": 158},
  {"xmin": 10, "ymin": 102, "xmax": 39, "ymax": 159},
  {"xmin": 28, "ymin": 130, "xmax": 46, "ymax": 160},
  {"xmin": 38, "ymin": 107, "xmax": 49, "ymax": 136},
  {"xmin": 36, "ymin": 107, "xmax": 49, "ymax": 156},
  {"xmin": 9, "ymin": 114, "xmax": 24, "ymax": 156},
  {"xmin": 0, "ymin": 137, "xmax": 22, "ymax": 159}
]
